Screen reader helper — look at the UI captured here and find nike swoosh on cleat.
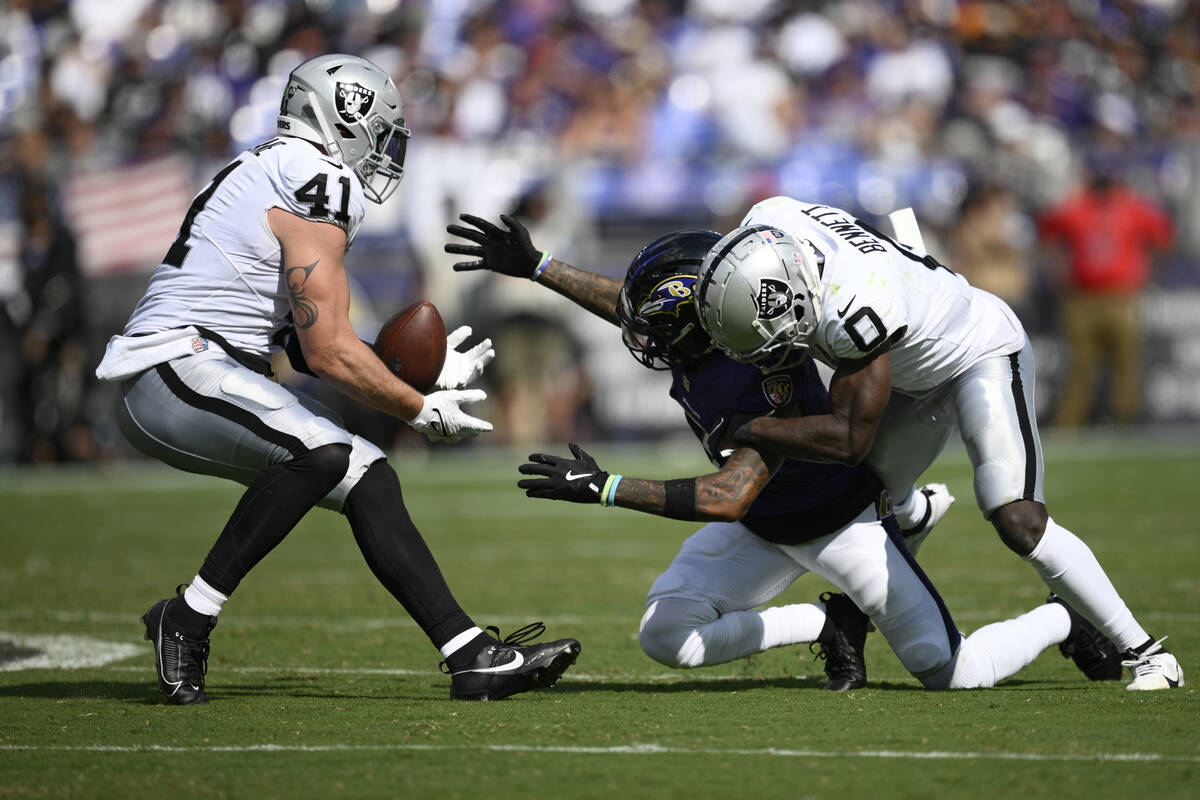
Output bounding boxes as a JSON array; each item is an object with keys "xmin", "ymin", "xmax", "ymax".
[
  {"xmin": 158, "ymin": 633, "xmax": 181, "ymax": 690},
  {"xmin": 564, "ymin": 471, "xmax": 594, "ymax": 481},
  {"xmin": 460, "ymin": 650, "xmax": 526, "ymax": 675},
  {"xmin": 154, "ymin": 617, "xmax": 183, "ymax": 691}
]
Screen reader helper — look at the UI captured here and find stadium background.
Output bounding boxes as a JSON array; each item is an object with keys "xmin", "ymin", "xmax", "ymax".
[{"xmin": 2, "ymin": 0, "xmax": 1199, "ymax": 464}]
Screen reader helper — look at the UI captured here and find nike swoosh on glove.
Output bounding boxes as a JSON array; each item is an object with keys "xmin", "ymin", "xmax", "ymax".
[
  {"xmin": 408, "ymin": 389, "xmax": 493, "ymax": 443},
  {"xmin": 517, "ymin": 443, "xmax": 609, "ymax": 504},
  {"xmin": 435, "ymin": 326, "xmax": 495, "ymax": 390}
]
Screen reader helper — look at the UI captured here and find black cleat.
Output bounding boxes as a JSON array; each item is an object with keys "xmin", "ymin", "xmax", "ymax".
[
  {"xmin": 140, "ymin": 586, "xmax": 217, "ymax": 705},
  {"xmin": 813, "ymin": 592, "xmax": 869, "ymax": 692},
  {"xmin": 1047, "ymin": 593, "xmax": 1123, "ymax": 681},
  {"xmin": 444, "ymin": 622, "xmax": 580, "ymax": 701}
]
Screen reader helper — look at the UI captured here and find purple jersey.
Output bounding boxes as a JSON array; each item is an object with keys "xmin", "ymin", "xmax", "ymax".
[{"xmin": 669, "ymin": 354, "xmax": 880, "ymax": 544}]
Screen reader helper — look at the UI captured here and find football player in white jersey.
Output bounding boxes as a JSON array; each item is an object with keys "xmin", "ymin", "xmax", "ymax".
[
  {"xmin": 692, "ymin": 196, "xmax": 1182, "ymax": 691},
  {"xmin": 95, "ymin": 55, "xmax": 579, "ymax": 704}
]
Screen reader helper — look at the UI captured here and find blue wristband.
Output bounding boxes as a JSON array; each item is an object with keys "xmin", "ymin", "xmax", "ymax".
[
  {"xmin": 531, "ymin": 251, "xmax": 552, "ymax": 282},
  {"xmin": 605, "ymin": 474, "xmax": 622, "ymax": 507}
]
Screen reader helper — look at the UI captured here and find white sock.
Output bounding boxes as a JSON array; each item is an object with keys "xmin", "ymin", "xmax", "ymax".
[
  {"xmin": 955, "ymin": 603, "xmax": 1071, "ymax": 687},
  {"xmin": 183, "ymin": 576, "xmax": 228, "ymax": 617},
  {"xmin": 439, "ymin": 626, "xmax": 484, "ymax": 659},
  {"xmin": 892, "ymin": 487, "xmax": 929, "ymax": 531},
  {"xmin": 1025, "ymin": 517, "xmax": 1150, "ymax": 652},
  {"xmin": 675, "ymin": 603, "xmax": 828, "ymax": 667}
]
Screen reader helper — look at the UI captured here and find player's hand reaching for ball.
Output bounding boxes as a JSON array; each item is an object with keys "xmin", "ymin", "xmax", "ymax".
[
  {"xmin": 435, "ymin": 326, "xmax": 494, "ymax": 390},
  {"xmin": 407, "ymin": 389, "xmax": 493, "ymax": 443},
  {"xmin": 518, "ymin": 443, "xmax": 612, "ymax": 504},
  {"xmin": 445, "ymin": 214, "xmax": 547, "ymax": 279}
]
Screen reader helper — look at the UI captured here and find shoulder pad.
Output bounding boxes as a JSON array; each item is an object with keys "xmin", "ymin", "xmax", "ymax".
[
  {"xmin": 819, "ymin": 281, "xmax": 907, "ymax": 361},
  {"xmin": 264, "ymin": 141, "xmax": 364, "ymax": 233}
]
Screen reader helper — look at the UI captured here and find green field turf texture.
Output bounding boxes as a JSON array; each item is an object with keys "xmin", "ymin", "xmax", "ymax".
[{"xmin": 1, "ymin": 438, "xmax": 1197, "ymax": 799}]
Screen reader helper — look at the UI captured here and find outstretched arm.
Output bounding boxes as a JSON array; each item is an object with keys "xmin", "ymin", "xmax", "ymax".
[
  {"xmin": 517, "ymin": 443, "xmax": 781, "ymax": 522},
  {"xmin": 735, "ymin": 353, "xmax": 892, "ymax": 465},
  {"xmin": 537, "ymin": 258, "xmax": 622, "ymax": 325},
  {"xmin": 446, "ymin": 213, "xmax": 622, "ymax": 325}
]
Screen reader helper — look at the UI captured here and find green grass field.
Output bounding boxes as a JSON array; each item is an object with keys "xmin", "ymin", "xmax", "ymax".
[{"xmin": 2, "ymin": 436, "xmax": 1198, "ymax": 799}]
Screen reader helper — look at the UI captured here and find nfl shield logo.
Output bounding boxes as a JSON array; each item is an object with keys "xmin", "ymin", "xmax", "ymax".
[
  {"xmin": 761, "ymin": 374, "xmax": 793, "ymax": 408},
  {"xmin": 191, "ymin": 337, "xmax": 208, "ymax": 353},
  {"xmin": 335, "ymin": 81, "xmax": 375, "ymax": 124}
]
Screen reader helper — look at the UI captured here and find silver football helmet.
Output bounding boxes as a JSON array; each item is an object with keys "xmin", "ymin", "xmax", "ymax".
[
  {"xmin": 695, "ymin": 225, "xmax": 824, "ymax": 370},
  {"xmin": 278, "ymin": 54, "xmax": 410, "ymax": 203}
]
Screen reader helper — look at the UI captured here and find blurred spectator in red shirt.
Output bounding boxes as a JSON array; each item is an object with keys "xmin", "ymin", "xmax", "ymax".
[{"xmin": 1039, "ymin": 166, "xmax": 1174, "ymax": 427}]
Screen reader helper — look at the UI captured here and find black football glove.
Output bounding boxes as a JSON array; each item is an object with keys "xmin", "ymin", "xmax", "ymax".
[
  {"xmin": 445, "ymin": 213, "xmax": 542, "ymax": 278},
  {"xmin": 702, "ymin": 412, "xmax": 762, "ymax": 465},
  {"xmin": 518, "ymin": 443, "xmax": 609, "ymax": 504}
]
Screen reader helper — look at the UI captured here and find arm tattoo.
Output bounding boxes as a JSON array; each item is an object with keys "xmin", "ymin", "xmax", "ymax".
[
  {"xmin": 611, "ymin": 477, "xmax": 667, "ymax": 514},
  {"xmin": 286, "ymin": 259, "xmax": 319, "ymax": 329},
  {"xmin": 703, "ymin": 449, "xmax": 771, "ymax": 508},
  {"xmin": 609, "ymin": 450, "xmax": 769, "ymax": 520},
  {"xmin": 543, "ymin": 260, "xmax": 623, "ymax": 325}
]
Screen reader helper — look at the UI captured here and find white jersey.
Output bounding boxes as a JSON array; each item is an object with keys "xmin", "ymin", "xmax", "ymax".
[
  {"xmin": 119, "ymin": 137, "xmax": 366, "ymax": 358},
  {"xmin": 742, "ymin": 197, "xmax": 1025, "ymax": 395}
]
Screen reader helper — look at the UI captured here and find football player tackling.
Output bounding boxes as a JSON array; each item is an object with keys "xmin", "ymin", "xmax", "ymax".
[
  {"xmin": 446, "ymin": 215, "xmax": 1120, "ymax": 691},
  {"xmin": 95, "ymin": 55, "xmax": 579, "ymax": 704},
  {"xmin": 692, "ymin": 196, "xmax": 1181, "ymax": 691}
]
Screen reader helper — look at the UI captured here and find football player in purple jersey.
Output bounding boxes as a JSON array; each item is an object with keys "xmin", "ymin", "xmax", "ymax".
[{"xmin": 446, "ymin": 215, "xmax": 1121, "ymax": 690}]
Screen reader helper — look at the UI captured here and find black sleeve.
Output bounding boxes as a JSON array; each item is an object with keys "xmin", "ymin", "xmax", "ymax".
[
  {"xmin": 282, "ymin": 330, "xmax": 376, "ymax": 379},
  {"xmin": 284, "ymin": 331, "xmax": 318, "ymax": 378}
]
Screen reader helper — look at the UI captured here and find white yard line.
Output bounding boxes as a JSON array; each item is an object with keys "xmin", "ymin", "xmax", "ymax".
[
  {"xmin": 99, "ymin": 664, "xmax": 808, "ymax": 682},
  {"xmin": 1, "ymin": 742, "xmax": 1196, "ymax": 763},
  {"xmin": 2, "ymin": 608, "xmax": 1194, "ymax": 629},
  {"xmin": 0, "ymin": 610, "xmax": 633, "ymax": 628}
]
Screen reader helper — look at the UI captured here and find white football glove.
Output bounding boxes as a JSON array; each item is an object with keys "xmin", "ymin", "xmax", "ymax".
[
  {"xmin": 435, "ymin": 326, "xmax": 495, "ymax": 390},
  {"xmin": 407, "ymin": 388, "xmax": 493, "ymax": 443}
]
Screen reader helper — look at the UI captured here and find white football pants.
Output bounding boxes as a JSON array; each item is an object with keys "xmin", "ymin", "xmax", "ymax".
[
  {"xmin": 638, "ymin": 509, "xmax": 1070, "ymax": 689},
  {"xmin": 866, "ymin": 338, "xmax": 1044, "ymax": 515},
  {"xmin": 116, "ymin": 349, "xmax": 385, "ymax": 511},
  {"xmin": 864, "ymin": 337, "xmax": 1152, "ymax": 652}
]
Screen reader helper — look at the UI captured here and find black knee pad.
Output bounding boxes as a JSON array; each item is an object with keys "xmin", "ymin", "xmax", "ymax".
[
  {"xmin": 294, "ymin": 442, "xmax": 353, "ymax": 491},
  {"xmin": 344, "ymin": 460, "xmax": 403, "ymax": 510}
]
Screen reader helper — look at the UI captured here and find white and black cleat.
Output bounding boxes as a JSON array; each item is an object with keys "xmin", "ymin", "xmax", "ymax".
[
  {"xmin": 446, "ymin": 622, "xmax": 580, "ymax": 701},
  {"xmin": 901, "ymin": 483, "xmax": 955, "ymax": 553},
  {"xmin": 140, "ymin": 588, "xmax": 216, "ymax": 706},
  {"xmin": 1122, "ymin": 637, "xmax": 1184, "ymax": 691}
]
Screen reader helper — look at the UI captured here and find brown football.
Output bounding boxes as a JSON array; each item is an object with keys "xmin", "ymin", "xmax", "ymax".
[{"xmin": 372, "ymin": 301, "xmax": 447, "ymax": 393}]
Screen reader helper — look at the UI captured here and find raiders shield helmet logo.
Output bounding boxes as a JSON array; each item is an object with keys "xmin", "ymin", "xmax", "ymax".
[
  {"xmin": 280, "ymin": 83, "xmax": 299, "ymax": 114},
  {"xmin": 336, "ymin": 81, "xmax": 375, "ymax": 124},
  {"xmin": 761, "ymin": 374, "xmax": 793, "ymax": 408},
  {"xmin": 757, "ymin": 278, "xmax": 793, "ymax": 320}
]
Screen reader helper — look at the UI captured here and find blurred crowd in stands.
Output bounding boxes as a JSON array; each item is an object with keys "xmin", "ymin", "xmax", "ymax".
[{"xmin": 1, "ymin": 0, "xmax": 1198, "ymax": 462}]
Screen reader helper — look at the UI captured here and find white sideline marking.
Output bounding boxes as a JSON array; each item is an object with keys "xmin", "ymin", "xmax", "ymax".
[
  {"xmin": 0, "ymin": 632, "xmax": 143, "ymax": 672},
  {"xmin": 1, "ymin": 742, "xmax": 1195, "ymax": 763}
]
